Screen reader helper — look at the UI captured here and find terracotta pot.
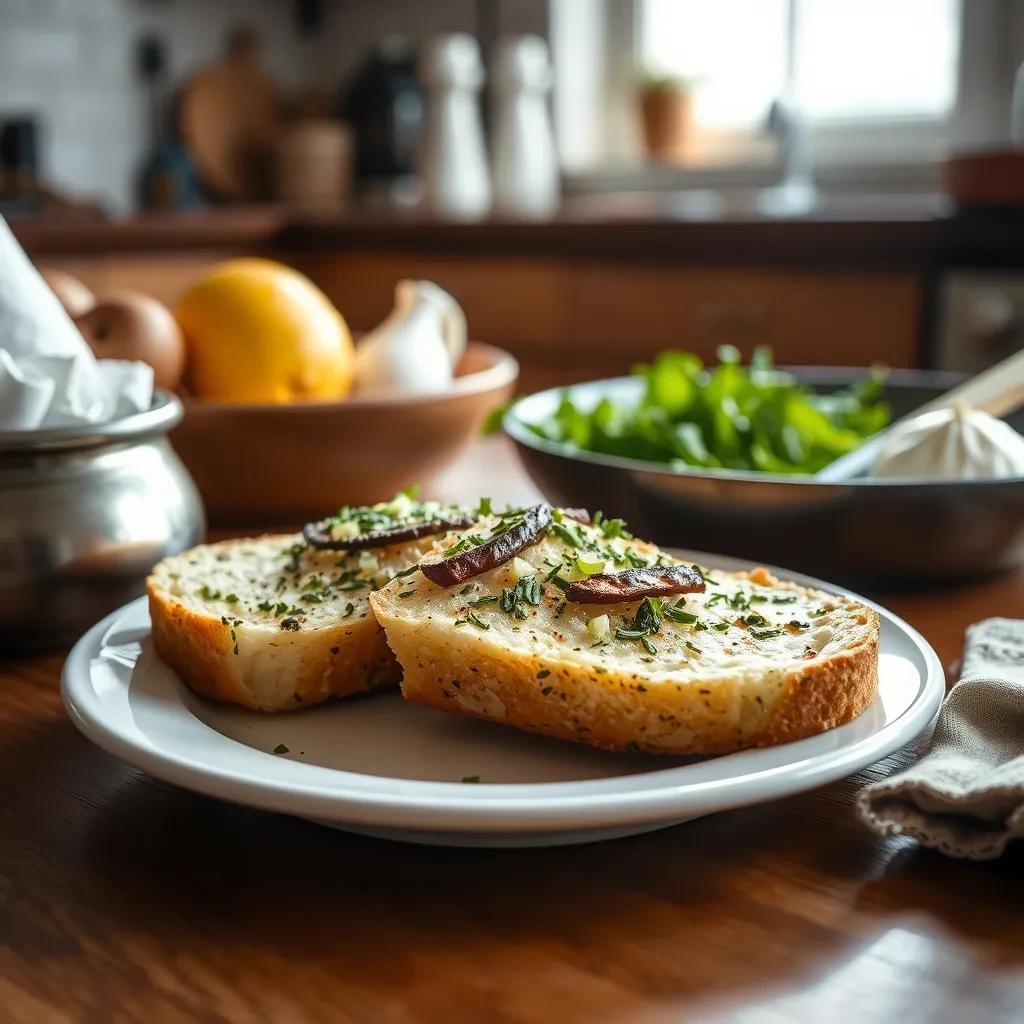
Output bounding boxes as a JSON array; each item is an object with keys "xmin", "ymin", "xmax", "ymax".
[
  {"xmin": 640, "ymin": 86, "xmax": 694, "ymax": 164},
  {"xmin": 944, "ymin": 149, "xmax": 1024, "ymax": 207}
]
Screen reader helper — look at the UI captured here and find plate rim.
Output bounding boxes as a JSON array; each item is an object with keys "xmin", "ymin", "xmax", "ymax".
[{"xmin": 61, "ymin": 553, "xmax": 944, "ymax": 834}]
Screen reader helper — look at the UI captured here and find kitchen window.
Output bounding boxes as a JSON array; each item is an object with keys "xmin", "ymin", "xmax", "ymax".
[{"xmin": 553, "ymin": 0, "xmax": 994, "ymax": 190}]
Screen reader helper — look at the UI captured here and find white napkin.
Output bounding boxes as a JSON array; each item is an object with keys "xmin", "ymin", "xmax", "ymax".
[
  {"xmin": 858, "ymin": 618, "xmax": 1024, "ymax": 859},
  {"xmin": 0, "ymin": 216, "xmax": 153, "ymax": 431}
]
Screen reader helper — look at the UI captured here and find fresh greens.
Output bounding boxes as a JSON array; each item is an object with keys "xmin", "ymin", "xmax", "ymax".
[{"xmin": 526, "ymin": 346, "xmax": 889, "ymax": 475}]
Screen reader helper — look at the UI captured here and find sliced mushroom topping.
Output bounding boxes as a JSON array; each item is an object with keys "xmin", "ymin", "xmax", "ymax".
[
  {"xmin": 565, "ymin": 564, "xmax": 706, "ymax": 604},
  {"xmin": 303, "ymin": 515, "xmax": 475, "ymax": 552},
  {"xmin": 420, "ymin": 504, "xmax": 553, "ymax": 587}
]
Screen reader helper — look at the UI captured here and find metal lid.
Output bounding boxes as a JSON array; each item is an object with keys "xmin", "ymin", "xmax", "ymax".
[{"xmin": 0, "ymin": 389, "xmax": 183, "ymax": 453}]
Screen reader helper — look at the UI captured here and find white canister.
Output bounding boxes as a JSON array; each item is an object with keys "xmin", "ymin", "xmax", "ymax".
[
  {"xmin": 491, "ymin": 35, "xmax": 559, "ymax": 219},
  {"xmin": 420, "ymin": 34, "xmax": 491, "ymax": 220}
]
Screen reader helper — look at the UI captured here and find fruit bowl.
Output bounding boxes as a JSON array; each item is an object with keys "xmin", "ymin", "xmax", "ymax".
[{"xmin": 172, "ymin": 342, "xmax": 517, "ymax": 521}]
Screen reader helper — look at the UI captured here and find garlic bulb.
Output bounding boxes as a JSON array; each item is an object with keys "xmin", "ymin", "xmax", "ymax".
[
  {"xmin": 353, "ymin": 281, "xmax": 467, "ymax": 397},
  {"xmin": 871, "ymin": 403, "xmax": 1024, "ymax": 481}
]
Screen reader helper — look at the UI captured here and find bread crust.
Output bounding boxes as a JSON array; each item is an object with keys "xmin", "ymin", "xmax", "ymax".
[
  {"xmin": 149, "ymin": 582, "xmax": 399, "ymax": 711},
  {"xmin": 372, "ymin": 573, "xmax": 879, "ymax": 755},
  {"xmin": 147, "ymin": 534, "xmax": 414, "ymax": 712}
]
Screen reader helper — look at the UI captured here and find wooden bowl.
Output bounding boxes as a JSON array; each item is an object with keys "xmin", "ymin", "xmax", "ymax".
[{"xmin": 171, "ymin": 342, "xmax": 517, "ymax": 521}]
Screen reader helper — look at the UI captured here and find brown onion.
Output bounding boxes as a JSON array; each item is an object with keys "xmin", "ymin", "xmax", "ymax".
[
  {"xmin": 303, "ymin": 515, "xmax": 474, "ymax": 552},
  {"xmin": 420, "ymin": 504, "xmax": 553, "ymax": 587},
  {"xmin": 565, "ymin": 564, "xmax": 705, "ymax": 604}
]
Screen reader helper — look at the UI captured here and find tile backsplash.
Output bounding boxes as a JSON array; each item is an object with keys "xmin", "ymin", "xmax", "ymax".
[{"xmin": 0, "ymin": 0, "xmax": 506, "ymax": 213}]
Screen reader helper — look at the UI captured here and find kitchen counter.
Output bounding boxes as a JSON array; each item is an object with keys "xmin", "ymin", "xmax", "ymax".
[
  {"xmin": 10, "ymin": 198, "xmax": 1024, "ymax": 268},
  {"xmin": 0, "ymin": 200, "xmax": 957, "ymax": 265},
  {"xmin": 2, "ymin": 436, "xmax": 1023, "ymax": 1024}
]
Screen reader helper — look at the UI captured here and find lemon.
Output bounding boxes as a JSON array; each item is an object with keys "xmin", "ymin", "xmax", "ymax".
[{"xmin": 176, "ymin": 258, "xmax": 354, "ymax": 403}]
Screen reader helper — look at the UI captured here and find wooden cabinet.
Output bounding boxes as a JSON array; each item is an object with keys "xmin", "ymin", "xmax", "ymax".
[
  {"xmin": 292, "ymin": 251, "xmax": 922, "ymax": 391},
  {"xmin": 28, "ymin": 220, "xmax": 925, "ymax": 395}
]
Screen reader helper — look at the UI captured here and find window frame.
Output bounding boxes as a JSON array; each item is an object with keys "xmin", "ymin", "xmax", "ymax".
[{"xmin": 553, "ymin": 0, "xmax": 1015, "ymax": 193}]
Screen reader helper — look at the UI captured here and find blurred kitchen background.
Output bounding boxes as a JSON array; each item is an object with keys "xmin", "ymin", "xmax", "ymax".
[{"xmin": 4, "ymin": 0, "xmax": 1024, "ymax": 388}]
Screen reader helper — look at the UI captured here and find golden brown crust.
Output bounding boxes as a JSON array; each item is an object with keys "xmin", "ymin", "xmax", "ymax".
[
  {"xmin": 372, "ymin": 579, "xmax": 880, "ymax": 756},
  {"xmin": 148, "ymin": 582, "xmax": 400, "ymax": 711},
  {"xmin": 148, "ymin": 581, "xmax": 400, "ymax": 712},
  {"xmin": 145, "ymin": 531, "xmax": 415, "ymax": 712}
]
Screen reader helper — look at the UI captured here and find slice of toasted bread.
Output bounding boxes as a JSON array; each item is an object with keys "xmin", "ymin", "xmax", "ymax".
[
  {"xmin": 148, "ymin": 532, "xmax": 432, "ymax": 712},
  {"xmin": 370, "ymin": 513, "xmax": 879, "ymax": 754}
]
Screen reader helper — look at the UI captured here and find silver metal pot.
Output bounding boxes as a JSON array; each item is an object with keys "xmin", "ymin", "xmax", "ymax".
[{"xmin": 0, "ymin": 391, "xmax": 204, "ymax": 651}]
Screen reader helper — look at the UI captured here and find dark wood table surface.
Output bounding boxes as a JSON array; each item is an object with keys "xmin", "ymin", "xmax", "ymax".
[{"xmin": 3, "ymin": 438, "xmax": 1023, "ymax": 1024}]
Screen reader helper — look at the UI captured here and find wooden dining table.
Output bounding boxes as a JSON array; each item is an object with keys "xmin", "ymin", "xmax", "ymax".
[{"xmin": 2, "ymin": 436, "xmax": 1023, "ymax": 1024}]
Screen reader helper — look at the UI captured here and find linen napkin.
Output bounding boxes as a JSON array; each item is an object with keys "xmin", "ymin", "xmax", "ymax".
[
  {"xmin": 0, "ymin": 215, "xmax": 152, "ymax": 430},
  {"xmin": 858, "ymin": 617, "xmax": 1024, "ymax": 859}
]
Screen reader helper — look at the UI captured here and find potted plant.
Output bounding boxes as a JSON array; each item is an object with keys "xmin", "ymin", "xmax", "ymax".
[{"xmin": 639, "ymin": 73, "xmax": 697, "ymax": 164}]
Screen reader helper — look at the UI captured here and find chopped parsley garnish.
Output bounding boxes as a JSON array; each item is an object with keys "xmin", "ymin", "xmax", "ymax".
[
  {"xmin": 476, "ymin": 497, "xmax": 493, "ymax": 517},
  {"xmin": 501, "ymin": 574, "xmax": 541, "ymax": 618},
  {"xmin": 597, "ymin": 515, "xmax": 632, "ymax": 540},
  {"xmin": 550, "ymin": 521, "xmax": 582, "ymax": 547},
  {"xmin": 685, "ymin": 640, "xmax": 701, "ymax": 654},
  {"xmin": 712, "ymin": 622, "xmax": 730, "ymax": 632},
  {"xmin": 342, "ymin": 602, "xmax": 355, "ymax": 618},
  {"xmin": 744, "ymin": 612, "xmax": 768, "ymax": 627},
  {"xmin": 443, "ymin": 537, "xmax": 471, "ymax": 557},
  {"xmin": 458, "ymin": 611, "xmax": 490, "ymax": 630},
  {"xmin": 198, "ymin": 585, "xmax": 221, "ymax": 600},
  {"xmin": 468, "ymin": 595, "xmax": 498, "ymax": 607},
  {"xmin": 279, "ymin": 617, "xmax": 301, "ymax": 631},
  {"xmin": 616, "ymin": 597, "xmax": 663, "ymax": 653},
  {"xmin": 284, "ymin": 543, "xmax": 305, "ymax": 573},
  {"xmin": 665, "ymin": 604, "xmax": 698, "ymax": 624},
  {"xmin": 750, "ymin": 627, "xmax": 783, "ymax": 640}
]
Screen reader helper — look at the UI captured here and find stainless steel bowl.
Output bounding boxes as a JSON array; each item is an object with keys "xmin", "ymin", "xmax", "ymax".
[
  {"xmin": 505, "ymin": 370, "xmax": 1024, "ymax": 586},
  {"xmin": 0, "ymin": 391, "xmax": 205, "ymax": 651}
]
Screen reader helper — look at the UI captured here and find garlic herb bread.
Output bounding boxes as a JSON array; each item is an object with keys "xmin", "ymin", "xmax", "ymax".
[
  {"xmin": 370, "ymin": 505, "xmax": 879, "ymax": 755},
  {"xmin": 148, "ymin": 492, "xmax": 465, "ymax": 711}
]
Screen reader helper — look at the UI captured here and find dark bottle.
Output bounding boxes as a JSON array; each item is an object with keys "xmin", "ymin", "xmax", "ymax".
[
  {"xmin": 0, "ymin": 117, "xmax": 42, "ymax": 217},
  {"xmin": 340, "ymin": 36, "xmax": 424, "ymax": 192}
]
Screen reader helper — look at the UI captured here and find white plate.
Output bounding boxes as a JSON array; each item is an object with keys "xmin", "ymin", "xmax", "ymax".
[{"xmin": 62, "ymin": 553, "xmax": 943, "ymax": 847}]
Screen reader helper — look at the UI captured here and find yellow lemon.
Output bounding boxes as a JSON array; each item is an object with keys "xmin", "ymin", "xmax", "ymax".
[{"xmin": 176, "ymin": 258, "xmax": 354, "ymax": 403}]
